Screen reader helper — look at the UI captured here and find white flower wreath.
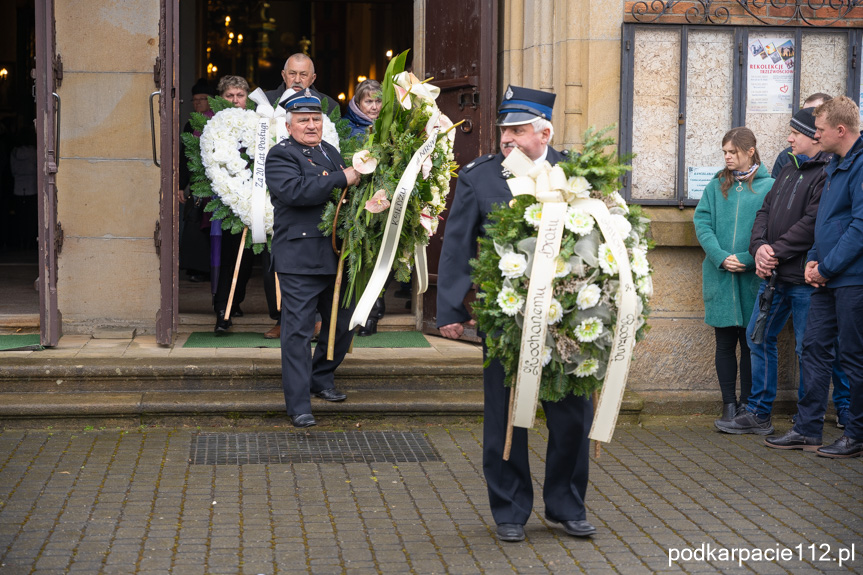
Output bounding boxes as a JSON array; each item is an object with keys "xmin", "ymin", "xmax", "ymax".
[{"xmin": 198, "ymin": 106, "xmax": 341, "ymax": 240}]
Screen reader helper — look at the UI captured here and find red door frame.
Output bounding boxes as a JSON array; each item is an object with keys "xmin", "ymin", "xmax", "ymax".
[{"xmin": 155, "ymin": 0, "xmax": 180, "ymax": 345}]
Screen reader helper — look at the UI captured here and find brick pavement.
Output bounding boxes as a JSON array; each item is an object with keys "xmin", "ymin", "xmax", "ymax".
[{"xmin": 0, "ymin": 417, "xmax": 860, "ymax": 574}]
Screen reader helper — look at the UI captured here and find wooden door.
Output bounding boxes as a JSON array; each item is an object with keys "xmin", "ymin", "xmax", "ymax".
[
  {"xmin": 35, "ymin": 0, "xmax": 60, "ymax": 346},
  {"xmin": 421, "ymin": 0, "xmax": 497, "ymax": 337},
  {"xmin": 155, "ymin": 0, "xmax": 180, "ymax": 345}
]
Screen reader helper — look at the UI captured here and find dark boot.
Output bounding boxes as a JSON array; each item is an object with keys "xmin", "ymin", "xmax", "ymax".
[
  {"xmin": 718, "ymin": 402, "xmax": 737, "ymax": 422},
  {"xmin": 214, "ymin": 310, "xmax": 232, "ymax": 334}
]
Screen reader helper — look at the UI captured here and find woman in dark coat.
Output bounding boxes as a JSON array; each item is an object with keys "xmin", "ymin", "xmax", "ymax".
[{"xmin": 343, "ymin": 79, "xmax": 382, "ymax": 140}]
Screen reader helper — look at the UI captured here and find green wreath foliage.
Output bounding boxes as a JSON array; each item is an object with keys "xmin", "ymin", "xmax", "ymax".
[{"xmin": 470, "ymin": 126, "xmax": 653, "ymax": 401}]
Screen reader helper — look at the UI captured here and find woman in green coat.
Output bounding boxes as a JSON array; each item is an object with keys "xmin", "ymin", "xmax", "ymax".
[{"xmin": 694, "ymin": 127, "xmax": 774, "ymax": 423}]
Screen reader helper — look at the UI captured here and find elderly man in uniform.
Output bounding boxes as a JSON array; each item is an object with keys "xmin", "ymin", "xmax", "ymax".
[
  {"xmin": 437, "ymin": 86, "xmax": 596, "ymax": 542},
  {"xmin": 265, "ymin": 90, "xmax": 360, "ymax": 428},
  {"xmin": 263, "ymin": 53, "xmax": 338, "ymax": 342}
]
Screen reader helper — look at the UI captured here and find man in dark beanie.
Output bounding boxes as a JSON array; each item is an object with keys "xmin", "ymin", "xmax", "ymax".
[{"xmin": 715, "ymin": 106, "xmax": 831, "ymax": 437}]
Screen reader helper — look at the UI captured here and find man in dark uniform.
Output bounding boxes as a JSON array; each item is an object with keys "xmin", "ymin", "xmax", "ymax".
[
  {"xmin": 263, "ymin": 52, "xmax": 337, "ymax": 341},
  {"xmin": 265, "ymin": 90, "xmax": 360, "ymax": 428},
  {"xmin": 437, "ymin": 86, "xmax": 595, "ymax": 543}
]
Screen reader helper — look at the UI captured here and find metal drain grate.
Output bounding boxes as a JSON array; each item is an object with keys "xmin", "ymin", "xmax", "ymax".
[{"xmin": 190, "ymin": 431, "xmax": 442, "ymax": 465}]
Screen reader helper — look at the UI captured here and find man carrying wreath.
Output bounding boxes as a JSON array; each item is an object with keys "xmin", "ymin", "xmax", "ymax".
[
  {"xmin": 437, "ymin": 86, "xmax": 595, "ymax": 542},
  {"xmin": 265, "ymin": 90, "xmax": 360, "ymax": 428}
]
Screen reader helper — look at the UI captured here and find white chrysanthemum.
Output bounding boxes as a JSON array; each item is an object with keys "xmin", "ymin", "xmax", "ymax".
[
  {"xmin": 499, "ymin": 252, "xmax": 528, "ymax": 279},
  {"xmin": 575, "ymin": 317, "xmax": 603, "ymax": 342},
  {"xmin": 576, "ymin": 284, "xmax": 602, "ymax": 310},
  {"xmin": 321, "ymin": 115, "xmax": 340, "ymax": 151},
  {"xmin": 497, "ymin": 287, "xmax": 524, "ymax": 316},
  {"xmin": 554, "ymin": 256, "xmax": 572, "ymax": 278},
  {"xmin": 542, "ymin": 346, "xmax": 553, "ymax": 367},
  {"xmin": 565, "ymin": 208, "xmax": 595, "ymax": 236},
  {"xmin": 547, "ymin": 299, "xmax": 563, "ymax": 324},
  {"xmin": 524, "ymin": 203, "xmax": 543, "ymax": 228},
  {"xmin": 637, "ymin": 275, "xmax": 654, "ymax": 298},
  {"xmin": 200, "ymin": 107, "xmax": 275, "ymax": 238},
  {"xmin": 610, "ymin": 214, "xmax": 632, "ymax": 239},
  {"xmin": 598, "ymin": 243, "xmax": 618, "ymax": 275},
  {"xmin": 567, "ymin": 176, "xmax": 592, "ymax": 198},
  {"xmin": 611, "ymin": 191, "xmax": 629, "ymax": 213},
  {"xmin": 574, "ymin": 358, "xmax": 599, "ymax": 377},
  {"xmin": 631, "ymin": 247, "xmax": 650, "ymax": 278}
]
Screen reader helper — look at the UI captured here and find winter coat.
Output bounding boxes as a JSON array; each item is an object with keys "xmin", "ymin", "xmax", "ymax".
[
  {"xmin": 343, "ymin": 99, "xmax": 373, "ymax": 140},
  {"xmin": 694, "ymin": 164, "xmax": 774, "ymax": 327},
  {"xmin": 808, "ymin": 136, "xmax": 863, "ymax": 287},
  {"xmin": 749, "ymin": 152, "xmax": 829, "ymax": 284}
]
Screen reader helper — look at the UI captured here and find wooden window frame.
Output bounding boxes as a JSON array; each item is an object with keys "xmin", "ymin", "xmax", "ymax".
[{"xmin": 619, "ymin": 23, "xmax": 863, "ymax": 207}]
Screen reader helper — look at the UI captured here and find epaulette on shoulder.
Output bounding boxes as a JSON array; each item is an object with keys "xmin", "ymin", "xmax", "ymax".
[{"xmin": 462, "ymin": 154, "xmax": 496, "ymax": 173}]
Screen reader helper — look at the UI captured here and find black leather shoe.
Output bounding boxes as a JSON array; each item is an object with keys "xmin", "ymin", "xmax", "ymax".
[
  {"xmin": 495, "ymin": 523, "xmax": 525, "ymax": 542},
  {"xmin": 816, "ymin": 435, "xmax": 863, "ymax": 459},
  {"xmin": 370, "ymin": 297, "xmax": 386, "ymax": 319},
  {"xmin": 764, "ymin": 429, "xmax": 821, "ymax": 451},
  {"xmin": 545, "ymin": 514, "xmax": 596, "ymax": 537},
  {"xmin": 357, "ymin": 318, "xmax": 377, "ymax": 337},
  {"xmin": 232, "ymin": 306, "xmax": 244, "ymax": 317},
  {"xmin": 214, "ymin": 311, "xmax": 232, "ymax": 334},
  {"xmin": 291, "ymin": 413, "xmax": 316, "ymax": 428},
  {"xmin": 314, "ymin": 388, "xmax": 347, "ymax": 402}
]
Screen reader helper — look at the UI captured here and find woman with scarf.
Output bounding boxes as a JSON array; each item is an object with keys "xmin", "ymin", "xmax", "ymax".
[
  {"xmin": 694, "ymin": 127, "xmax": 774, "ymax": 423},
  {"xmin": 343, "ymin": 79, "xmax": 382, "ymax": 140}
]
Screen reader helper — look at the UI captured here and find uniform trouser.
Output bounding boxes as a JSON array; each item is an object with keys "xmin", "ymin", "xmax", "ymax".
[
  {"xmin": 277, "ymin": 272, "xmax": 355, "ymax": 415},
  {"xmin": 714, "ymin": 326, "xmax": 751, "ymax": 406},
  {"xmin": 261, "ymin": 250, "xmax": 280, "ymax": 321},
  {"xmin": 213, "ymin": 231, "xmax": 253, "ymax": 313},
  {"xmin": 794, "ymin": 286, "xmax": 863, "ymax": 441},
  {"xmin": 482, "ymin": 349, "xmax": 592, "ymax": 526}
]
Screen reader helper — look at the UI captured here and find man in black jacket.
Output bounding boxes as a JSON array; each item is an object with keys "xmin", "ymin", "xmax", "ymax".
[
  {"xmin": 437, "ymin": 86, "xmax": 595, "ymax": 543},
  {"xmin": 265, "ymin": 53, "xmax": 339, "ymax": 116},
  {"xmin": 264, "ymin": 90, "xmax": 359, "ymax": 428},
  {"xmin": 716, "ymin": 107, "xmax": 827, "ymax": 436}
]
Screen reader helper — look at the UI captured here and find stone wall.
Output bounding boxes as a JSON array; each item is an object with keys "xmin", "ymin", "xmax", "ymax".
[{"xmin": 54, "ymin": 0, "xmax": 162, "ymax": 332}]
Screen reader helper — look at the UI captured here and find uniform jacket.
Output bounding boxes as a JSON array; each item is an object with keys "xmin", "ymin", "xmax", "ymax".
[
  {"xmin": 264, "ymin": 136, "xmax": 347, "ymax": 275},
  {"xmin": 749, "ymin": 152, "xmax": 829, "ymax": 284},
  {"xmin": 693, "ymin": 164, "xmax": 773, "ymax": 327},
  {"xmin": 809, "ymin": 136, "xmax": 863, "ymax": 287},
  {"xmin": 436, "ymin": 147, "xmax": 568, "ymax": 328}
]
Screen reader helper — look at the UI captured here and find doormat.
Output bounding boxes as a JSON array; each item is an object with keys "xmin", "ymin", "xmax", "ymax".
[
  {"xmin": 182, "ymin": 330, "xmax": 430, "ymax": 349},
  {"xmin": 0, "ymin": 334, "xmax": 43, "ymax": 352}
]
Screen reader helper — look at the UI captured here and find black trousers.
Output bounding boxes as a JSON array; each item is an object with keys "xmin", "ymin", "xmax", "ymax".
[
  {"xmin": 714, "ymin": 326, "xmax": 751, "ymax": 406},
  {"xmin": 213, "ymin": 230, "xmax": 253, "ymax": 314},
  {"xmin": 277, "ymin": 273, "xmax": 355, "ymax": 415},
  {"xmin": 482, "ymin": 349, "xmax": 592, "ymax": 526}
]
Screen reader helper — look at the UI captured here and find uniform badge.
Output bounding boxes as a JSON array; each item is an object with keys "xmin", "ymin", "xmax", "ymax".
[
  {"xmin": 501, "ymin": 166, "xmax": 512, "ymax": 178},
  {"xmin": 505, "ymin": 86, "xmax": 513, "ymax": 100},
  {"xmin": 322, "ymin": 171, "xmax": 328, "ymax": 176}
]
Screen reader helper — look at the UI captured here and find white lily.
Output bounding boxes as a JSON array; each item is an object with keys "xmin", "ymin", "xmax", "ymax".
[
  {"xmin": 393, "ymin": 71, "xmax": 440, "ymax": 104},
  {"xmin": 352, "ymin": 150, "xmax": 378, "ymax": 174}
]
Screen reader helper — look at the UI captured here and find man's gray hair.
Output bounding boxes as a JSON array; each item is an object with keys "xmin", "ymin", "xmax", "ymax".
[
  {"xmin": 532, "ymin": 117, "xmax": 554, "ymax": 142},
  {"xmin": 284, "ymin": 53, "xmax": 315, "ymax": 73}
]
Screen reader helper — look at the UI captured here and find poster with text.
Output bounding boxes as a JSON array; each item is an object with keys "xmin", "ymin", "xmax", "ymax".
[
  {"xmin": 687, "ymin": 167, "xmax": 724, "ymax": 201},
  {"xmin": 747, "ymin": 37, "xmax": 794, "ymax": 113}
]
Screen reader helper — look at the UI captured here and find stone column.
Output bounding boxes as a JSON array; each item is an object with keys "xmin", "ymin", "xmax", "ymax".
[{"xmin": 499, "ymin": 0, "xmax": 624, "ymax": 148}]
